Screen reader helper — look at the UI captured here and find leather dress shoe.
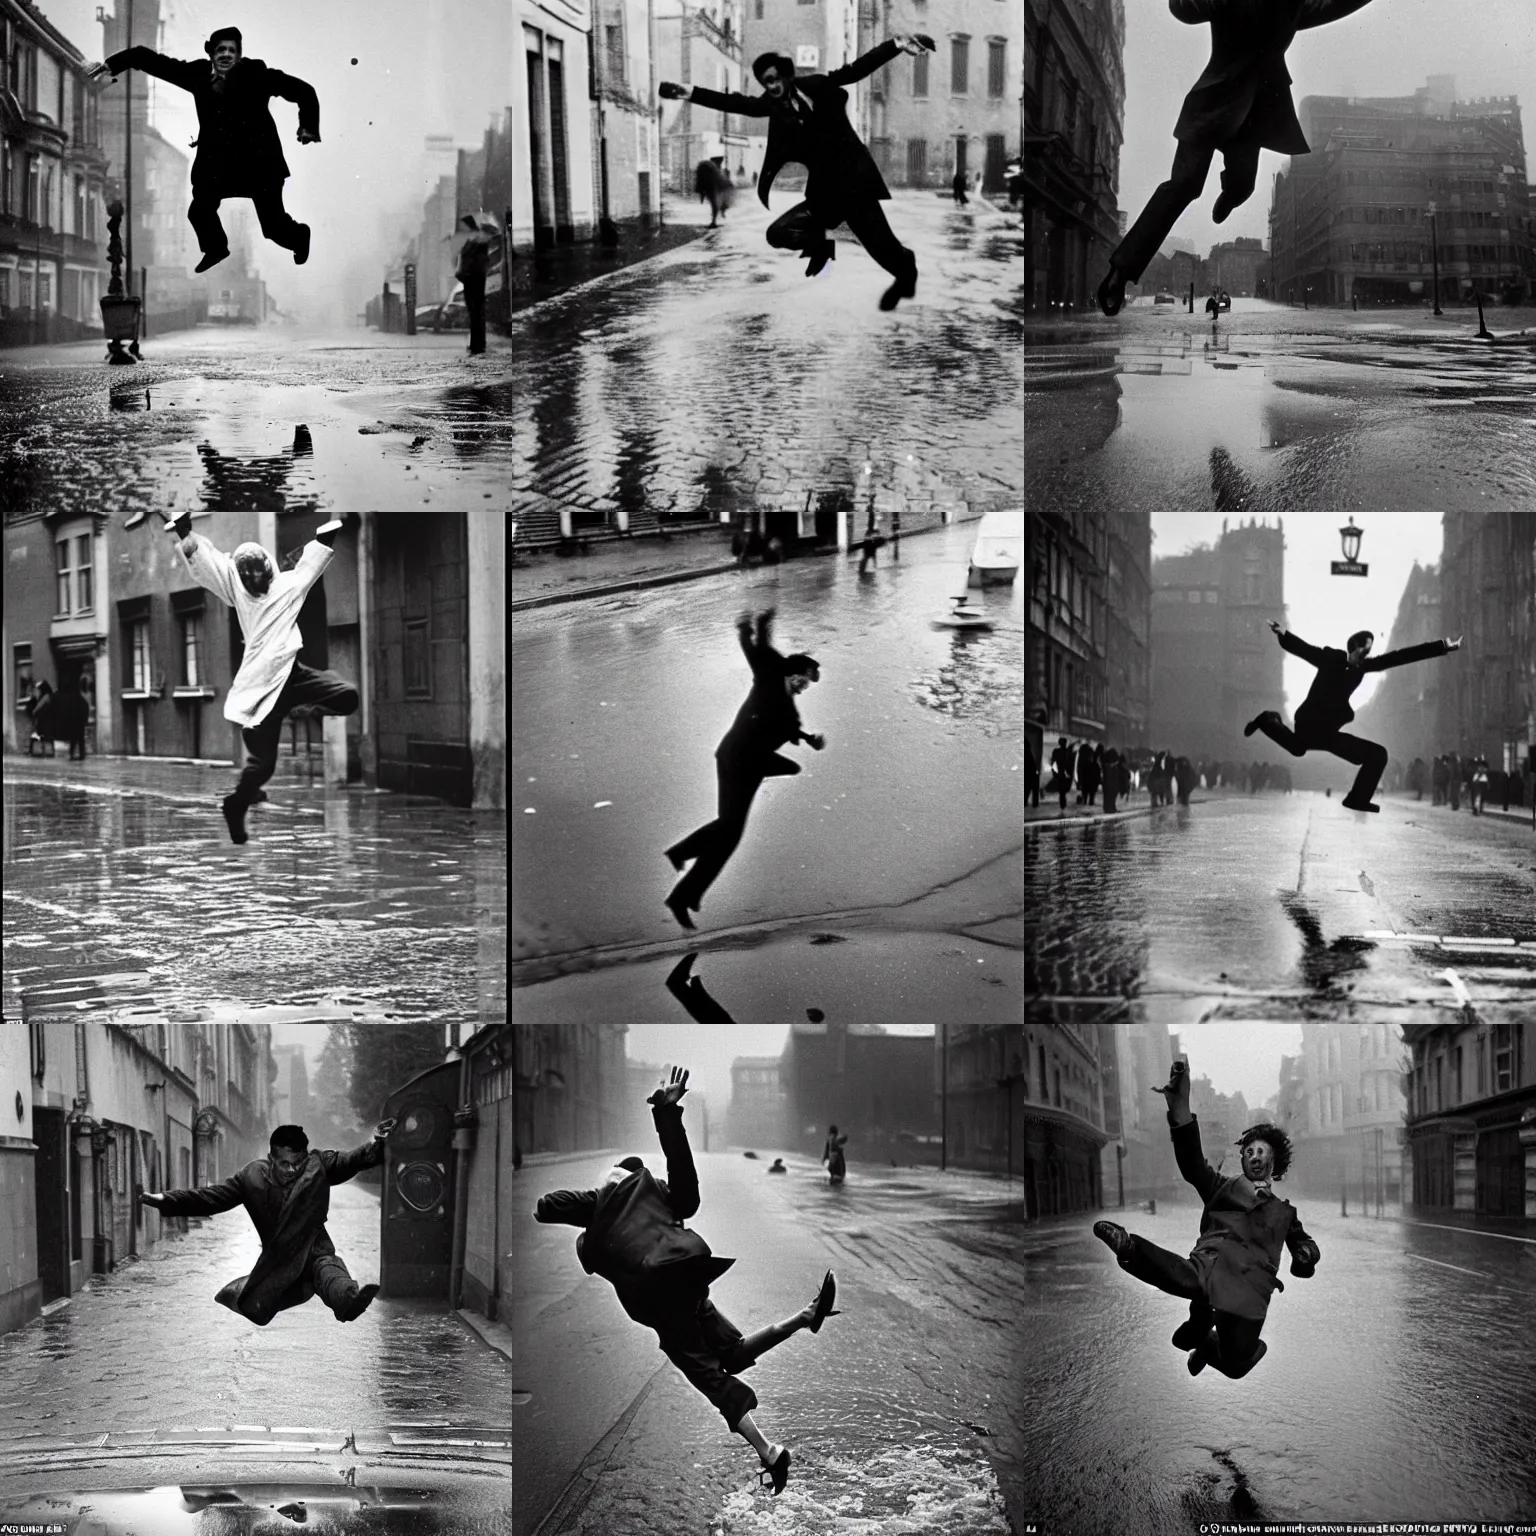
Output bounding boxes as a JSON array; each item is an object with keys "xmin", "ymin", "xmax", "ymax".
[{"xmin": 1097, "ymin": 264, "xmax": 1127, "ymax": 316}]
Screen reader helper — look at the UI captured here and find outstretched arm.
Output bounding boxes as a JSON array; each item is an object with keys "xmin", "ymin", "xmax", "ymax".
[
  {"xmin": 145, "ymin": 1170, "xmax": 247, "ymax": 1218},
  {"xmin": 1277, "ymin": 627, "xmax": 1327, "ymax": 667},
  {"xmin": 321, "ymin": 1136, "xmax": 385, "ymax": 1185},
  {"xmin": 664, "ymin": 82, "xmax": 772, "ymax": 117},
  {"xmin": 263, "ymin": 63, "xmax": 321, "ymax": 141},
  {"xmin": 648, "ymin": 1066, "xmax": 700, "ymax": 1218},
  {"xmin": 93, "ymin": 48, "xmax": 203, "ymax": 91},
  {"xmin": 535, "ymin": 1187, "xmax": 601, "ymax": 1226},
  {"xmin": 1362, "ymin": 638, "xmax": 1454, "ymax": 672},
  {"xmin": 1297, "ymin": 0, "xmax": 1376, "ymax": 30},
  {"xmin": 826, "ymin": 38, "xmax": 905, "ymax": 85},
  {"xmin": 179, "ymin": 534, "xmax": 242, "ymax": 608}
]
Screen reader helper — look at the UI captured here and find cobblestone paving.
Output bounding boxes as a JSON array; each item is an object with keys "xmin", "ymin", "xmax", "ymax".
[
  {"xmin": 512, "ymin": 195, "xmax": 1024, "ymax": 533},
  {"xmin": 3, "ymin": 757, "xmax": 506, "ymax": 1028}
]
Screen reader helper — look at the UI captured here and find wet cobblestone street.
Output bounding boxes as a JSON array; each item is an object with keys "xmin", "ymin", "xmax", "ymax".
[{"xmin": 3, "ymin": 755, "xmax": 506, "ymax": 1029}]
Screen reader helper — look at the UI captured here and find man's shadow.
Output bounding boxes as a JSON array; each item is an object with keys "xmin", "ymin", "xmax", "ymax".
[
  {"xmin": 197, "ymin": 424, "xmax": 317, "ymax": 510},
  {"xmin": 1280, "ymin": 893, "xmax": 1376, "ymax": 993},
  {"xmin": 665, "ymin": 952, "xmax": 826, "ymax": 1022}
]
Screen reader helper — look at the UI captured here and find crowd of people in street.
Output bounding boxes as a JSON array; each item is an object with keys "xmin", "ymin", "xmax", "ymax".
[
  {"xmin": 1403, "ymin": 752, "xmax": 1530, "ymax": 818},
  {"xmin": 1025, "ymin": 738, "xmax": 1294, "ymax": 815}
]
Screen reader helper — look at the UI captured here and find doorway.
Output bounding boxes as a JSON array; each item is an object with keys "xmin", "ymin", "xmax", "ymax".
[{"xmin": 33, "ymin": 1109, "xmax": 70, "ymax": 1303}]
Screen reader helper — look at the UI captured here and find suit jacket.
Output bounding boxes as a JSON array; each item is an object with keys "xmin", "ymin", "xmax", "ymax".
[
  {"xmin": 716, "ymin": 612, "xmax": 805, "ymax": 766},
  {"xmin": 1171, "ymin": 1114, "xmax": 1319, "ymax": 1322},
  {"xmin": 1280, "ymin": 630, "xmax": 1449, "ymax": 736},
  {"xmin": 688, "ymin": 40, "xmax": 900, "ymax": 209},
  {"xmin": 155, "ymin": 1140, "xmax": 382, "ymax": 1325},
  {"xmin": 1169, "ymin": 0, "xmax": 1375, "ymax": 152},
  {"xmin": 103, "ymin": 48, "xmax": 320, "ymax": 194},
  {"xmin": 535, "ymin": 1103, "xmax": 733, "ymax": 1311}
]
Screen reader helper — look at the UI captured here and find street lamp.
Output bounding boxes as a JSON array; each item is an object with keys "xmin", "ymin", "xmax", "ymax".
[
  {"xmin": 1339, "ymin": 518, "xmax": 1363, "ymax": 564},
  {"xmin": 1428, "ymin": 200, "xmax": 1443, "ymax": 316}
]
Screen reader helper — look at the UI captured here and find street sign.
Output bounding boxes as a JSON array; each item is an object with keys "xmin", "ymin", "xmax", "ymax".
[{"xmin": 1330, "ymin": 560, "xmax": 1369, "ymax": 576}]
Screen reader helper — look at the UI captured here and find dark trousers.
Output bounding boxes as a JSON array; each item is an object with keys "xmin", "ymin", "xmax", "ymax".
[
  {"xmin": 767, "ymin": 197, "xmax": 915, "ymax": 282},
  {"xmin": 622, "ymin": 1285, "xmax": 760, "ymax": 1431},
  {"xmin": 234, "ymin": 660, "xmax": 359, "ymax": 806},
  {"xmin": 1250, "ymin": 710, "xmax": 1388, "ymax": 804},
  {"xmin": 462, "ymin": 270, "xmax": 487, "ymax": 354},
  {"xmin": 189, "ymin": 184, "xmax": 304, "ymax": 257},
  {"xmin": 667, "ymin": 752, "xmax": 800, "ymax": 908},
  {"xmin": 1110, "ymin": 132, "xmax": 1262, "ymax": 283},
  {"xmin": 311, "ymin": 1252, "xmax": 365, "ymax": 1317},
  {"xmin": 1026, "ymin": 759, "xmax": 1040, "ymax": 809},
  {"xmin": 1117, "ymin": 1234, "xmax": 1266, "ymax": 1379}
]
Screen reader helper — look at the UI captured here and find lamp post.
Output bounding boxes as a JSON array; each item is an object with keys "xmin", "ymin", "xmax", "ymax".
[
  {"xmin": 1339, "ymin": 517, "xmax": 1363, "ymax": 564},
  {"xmin": 1428, "ymin": 200, "xmax": 1442, "ymax": 316}
]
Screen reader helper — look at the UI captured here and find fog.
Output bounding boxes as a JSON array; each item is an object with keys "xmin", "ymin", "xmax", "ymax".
[
  {"xmin": 1164, "ymin": 1024, "xmax": 1305, "ymax": 1114},
  {"xmin": 42, "ymin": 0, "xmax": 513, "ymax": 327},
  {"xmin": 625, "ymin": 1025, "xmax": 936, "ymax": 1121}
]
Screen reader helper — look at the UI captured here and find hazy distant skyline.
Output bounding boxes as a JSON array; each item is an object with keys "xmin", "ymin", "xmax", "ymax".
[
  {"xmin": 1151, "ymin": 512, "xmax": 1445, "ymax": 717},
  {"xmin": 1121, "ymin": 0, "xmax": 1536, "ymax": 259},
  {"xmin": 1167, "ymin": 1024, "xmax": 1304, "ymax": 1115}
]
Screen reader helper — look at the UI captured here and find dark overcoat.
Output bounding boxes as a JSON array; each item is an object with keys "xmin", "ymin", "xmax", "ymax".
[
  {"xmin": 154, "ymin": 1140, "xmax": 382, "ymax": 1325},
  {"xmin": 535, "ymin": 1103, "xmax": 733, "ymax": 1316},
  {"xmin": 716, "ymin": 613, "xmax": 804, "ymax": 767},
  {"xmin": 102, "ymin": 47, "xmax": 320, "ymax": 195},
  {"xmin": 1280, "ymin": 630, "xmax": 1449, "ymax": 736},
  {"xmin": 688, "ymin": 40, "xmax": 901, "ymax": 210},
  {"xmin": 1169, "ymin": 0, "xmax": 1375, "ymax": 152},
  {"xmin": 1171, "ymin": 1114, "xmax": 1320, "ymax": 1322}
]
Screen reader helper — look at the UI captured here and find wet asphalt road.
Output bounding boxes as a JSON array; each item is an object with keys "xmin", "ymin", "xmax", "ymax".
[
  {"xmin": 1022, "ymin": 1199, "xmax": 1536, "ymax": 1533},
  {"xmin": 3, "ymin": 756, "xmax": 506, "ymax": 1029},
  {"xmin": 511, "ymin": 517, "xmax": 1024, "ymax": 1022},
  {"xmin": 514, "ymin": 1146, "xmax": 1022, "ymax": 1536},
  {"xmin": 512, "ymin": 192, "xmax": 1024, "ymax": 531},
  {"xmin": 0, "ymin": 329, "xmax": 510, "ymax": 515},
  {"xmin": 1025, "ymin": 299, "xmax": 1536, "ymax": 512},
  {"xmin": 1026, "ymin": 790, "xmax": 1536, "ymax": 1023}
]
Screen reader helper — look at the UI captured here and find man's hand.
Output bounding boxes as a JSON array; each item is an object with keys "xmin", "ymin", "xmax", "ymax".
[
  {"xmin": 139, "ymin": 1191, "xmax": 166, "ymax": 1210},
  {"xmin": 648, "ymin": 1065, "xmax": 689, "ymax": 1107},
  {"xmin": 373, "ymin": 1118, "xmax": 398, "ymax": 1142},
  {"xmin": 1152, "ymin": 1060, "xmax": 1191, "ymax": 1109},
  {"xmin": 658, "ymin": 81, "xmax": 688, "ymax": 100},
  {"xmin": 805, "ymin": 733, "xmax": 826, "ymax": 751},
  {"xmin": 1268, "ymin": 619, "xmax": 1283, "ymax": 636},
  {"xmin": 86, "ymin": 61, "xmax": 114, "ymax": 81},
  {"xmin": 296, "ymin": 127, "xmax": 319, "ymax": 144},
  {"xmin": 1446, "ymin": 635, "xmax": 1462, "ymax": 651},
  {"xmin": 893, "ymin": 33, "xmax": 935, "ymax": 54}
]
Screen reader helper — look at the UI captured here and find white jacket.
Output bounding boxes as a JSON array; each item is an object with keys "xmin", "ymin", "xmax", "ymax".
[{"xmin": 181, "ymin": 534, "xmax": 334, "ymax": 728}]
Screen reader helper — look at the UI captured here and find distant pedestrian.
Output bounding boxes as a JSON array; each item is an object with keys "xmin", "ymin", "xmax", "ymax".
[
  {"xmin": 1469, "ymin": 755, "xmax": 1489, "ymax": 816},
  {"xmin": 1118, "ymin": 753, "xmax": 1131, "ymax": 803},
  {"xmin": 1448, "ymin": 752, "xmax": 1462, "ymax": 811},
  {"xmin": 822, "ymin": 1125, "xmax": 848, "ymax": 1185},
  {"xmin": 1026, "ymin": 742, "xmax": 1041, "ymax": 809},
  {"xmin": 1407, "ymin": 756, "xmax": 1426, "ymax": 800},
  {"xmin": 717, "ymin": 160, "xmax": 736, "ymax": 216},
  {"xmin": 1079, "ymin": 744, "xmax": 1102, "ymax": 807},
  {"xmin": 1051, "ymin": 737, "xmax": 1074, "ymax": 811},
  {"xmin": 50, "ymin": 673, "xmax": 90, "ymax": 760},
  {"xmin": 697, "ymin": 158, "xmax": 725, "ymax": 226},
  {"xmin": 1174, "ymin": 755, "xmax": 1194, "ymax": 805},
  {"xmin": 1102, "ymin": 747, "xmax": 1122, "ymax": 813},
  {"xmin": 456, "ymin": 214, "xmax": 497, "ymax": 356},
  {"xmin": 972, "ymin": 169, "xmax": 984, "ymax": 202},
  {"xmin": 1431, "ymin": 754, "xmax": 1448, "ymax": 805},
  {"xmin": 26, "ymin": 679, "xmax": 57, "ymax": 756},
  {"xmin": 951, "ymin": 168, "xmax": 968, "ymax": 206}
]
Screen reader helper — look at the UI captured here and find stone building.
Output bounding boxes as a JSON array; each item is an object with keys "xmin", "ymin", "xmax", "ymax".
[
  {"xmin": 1148, "ymin": 515, "xmax": 1286, "ymax": 765},
  {"xmin": 1020, "ymin": 1024, "xmax": 1107, "ymax": 1219},
  {"xmin": 1270, "ymin": 77, "xmax": 1534, "ymax": 308},
  {"xmin": 935, "ymin": 1026, "xmax": 1024, "ymax": 1177},
  {"xmin": 1023, "ymin": 0, "xmax": 1125, "ymax": 310},
  {"xmin": 860, "ymin": 0, "xmax": 1022, "ymax": 194},
  {"xmin": 0, "ymin": 0, "xmax": 110, "ymax": 346},
  {"xmin": 511, "ymin": 1025, "xmax": 629, "ymax": 1156},
  {"xmin": 1348, "ymin": 559, "xmax": 1443, "ymax": 778},
  {"xmin": 514, "ymin": 0, "xmax": 597, "ymax": 248},
  {"xmin": 1433, "ymin": 512, "xmax": 1536, "ymax": 792},
  {"xmin": 1403, "ymin": 1024, "xmax": 1534, "ymax": 1221},
  {"xmin": 590, "ymin": 0, "xmax": 662, "ymax": 223},
  {"xmin": 654, "ymin": 0, "xmax": 757, "ymax": 195},
  {"xmin": 727, "ymin": 1056, "xmax": 786, "ymax": 1151},
  {"xmin": 1095, "ymin": 1023, "xmax": 1179, "ymax": 1207},
  {"xmin": 1206, "ymin": 235, "xmax": 1266, "ymax": 297},
  {"xmin": 1103, "ymin": 510, "xmax": 1151, "ymax": 754}
]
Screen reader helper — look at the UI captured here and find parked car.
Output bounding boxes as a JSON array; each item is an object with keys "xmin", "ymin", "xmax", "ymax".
[
  {"xmin": 415, "ymin": 285, "xmax": 469, "ymax": 332},
  {"xmin": 1153, "ymin": 291, "xmax": 1176, "ymax": 305},
  {"xmin": 967, "ymin": 509, "xmax": 1023, "ymax": 588}
]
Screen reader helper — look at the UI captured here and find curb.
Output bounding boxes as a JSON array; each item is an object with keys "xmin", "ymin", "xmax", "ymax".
[
  {"xmin": 1025, "ymin": 801, "xmax": 1167, "ymax": 830},
  {"xmin": 511, "ymin": 518, "xmax": 974, "ymax": 612}
]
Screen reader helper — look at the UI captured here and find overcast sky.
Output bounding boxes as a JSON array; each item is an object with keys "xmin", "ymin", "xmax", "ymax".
[
  {"xmin": 1151, "ymin": 512, "xmax": 1445, "ymax": 715},
  {"xmin": 1169, "ymin": 1023, "xmax": 1303, "ymax": 1112},
  {"xmin": 626, "ymin": 1026, "xmax": 935, "ymax": 1115},
  {"xmin": 1122, "ymin": 0, "xmax": 1536, "ymax": 258},
  {"xmin": 41, "ymin": 0, "xmax": 511, "ymax": 322}
]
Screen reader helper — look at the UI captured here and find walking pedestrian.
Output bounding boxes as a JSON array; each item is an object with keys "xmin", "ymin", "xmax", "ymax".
[
  {"xmin": 1469, "ymin": 755, "xmax": 1488, "ymax": 816},
  {"xmin": 1432, "ymin": 754, "xmax": 1448, "ymax": 805},
  {"xmin": 951, "ymin": 168, "xmax": 968, "ymax": 206},
  {"xmin": 822, "ymin": 1125, "xmax": 849, "ymax": 1185},
  {"xmin": 1079, "ymin": 744, "xmax": 1102, "ymax": 807},
  {"xmin": 168, "ymin": 513, "xmax": 355, "ymax": 845},
  {"xmin": 1096, "ymin": 0, "xmax": 1377, "ymax": 315},
  {"xmin": 1174, "ymin": 754, "xmax": 1194, "ymax": 805},
  {"xmin": 456, "ymin": 215, "xmax": 497, "ymax": 356},
  {"xmin": 138, "ymin": 1119, "xmax": 397, "ymax": 1325},
  {"xmin": 1244, "ymin": 622, "xmax": 1459, "ymax": 814},
  {"xmin": 1407, "ymin": 756, "xmax": 1426, "ymax": 801},
  {"xmin": 1102, "ymin": 747, "xmax": 1121, "ymax": 814},
  {"xmin": 659, "ymin": 33, "xmax": 935, "ymax": 310},
  {"xmin": 535, "ymin": 1067, "xmax": 839, "ymax": 1498},
  {"xmin": 89, "ymin": 27, "xmax": 318, "ymax": 273},
  {"xmin": 697, "ymin": 158, "xmax": 724, "ymax": 226},
  {"xmin": 1026, "ymin": 742, "xmax": 1041, "ymax": 809},
  {"xmin": 1118, "ymin": 752, "xmax": 1131, "ymax": 805},
  {"xmin": 664, "ymin": 609, "xmax": 824, "ymax": 928},
  {"xmin": 1448, "ymin": 751, "xmax": 1462, "ymax": 811},
  {"xmin": 1050, "ymin": 737, "xmax": 1075, "ymax": 811}
]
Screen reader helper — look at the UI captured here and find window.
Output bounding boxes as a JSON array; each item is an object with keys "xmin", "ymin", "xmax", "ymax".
[
  {"xmin": 604, "ymin": 24, "xmax": 624, "ymax": 84},
  {"xmin": 1053, "ymin": 1067, "xmax": 1061, "ymax": 1108},
  {"xmin": 1453, "ymin": 1045, "xmax": 1462, "ymax": 1103},
  {"xmin": 912, "ymin": 50, "xmax": 928, "ymax": 97},
  {"xmin": 404, "ymin": 619, "xmax": 430, "ymax": 696},
  {"xmin": 1205, "ymin": 590, "xmax": 1218, "ymax": 604},
  {"xmin": 987, "ymin": 38, "xmax": 1005, "ymax": 98},
  {"xmin": 906, "ymin": 137, "xmax": 927, "ymax": 181},
  {"xmin": 1187, "ymin": 590, "xmax": 1201, "ymax": 603},
  {"xmin": 130, "ymin": 620, "xmax": 151, "ymax": 691},
  {"xmin": 950, "ymin": 35, "xmax": 968, "ymax": 94},
  {"xmin": 14, "ymin": 643, "xmax": 33, "ymax": 709},
  {"xmin": 754, "ymin": 0, "xmax": 763, "ymax": 15},
  {"xmin": 1493, "ymin": 1026, "xmax": 1513, "ymax": 1092},
  {"xmin": 55, "ymin": 537, "xmax": 73, "ymax": 615},
  {"xmin": 180, "ymin": 613, "xmax": 202, "ymax": 686},
  {"xmin": 75, "ymin": 534, "xmax": 92, "ymax": 609}
]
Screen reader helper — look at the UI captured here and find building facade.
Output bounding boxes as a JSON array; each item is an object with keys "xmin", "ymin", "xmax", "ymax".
[
  {"xmin": 1403, "ymin": 1024, "xmax": 1534, "ymax": 1222},
  {"xmin": 1020, "ymin": 1023, "xmax": 1107, "ymax": 1219},
  {"xmin": 727, "ymin": 1056, "xmax": 786, "ymax": 1150},
  {"xmin": 1434, "ymin": 512, "xmax": 1536, "ymax": 790},
  {"xmin": 861, "ymin": 0, "xmax": 1022, "ymax": 194},
  {"xmin": 591, "ymin": 0, "xmax": 662, "ymax": 223},
  {"xmin": 515, "ymin": 0, "xmax": 598, "ymax": 248},
  {"xmin": 0, "ymin": 1022, "xmax": 274, "ymax": 1338},
  {"xmin": 1206, "ymin": 235, "xmax": 1266, "ymax": 297},
  {"xmin": 936, "ymin": 1025, "xmax": 1024, "ymax": 1177},
  {"xmin": 511, "ymin": 1025, "xmax": 628, "ymax": 1156},
  {"xmin": 1023, "ymin": 0, "xmax": 1125, "ymax": 310},
  {"xmin": 1348, "ymin": 559, "xmax": 1443, "ymax": 779},
  {"xmin": 1103, "ymin": 509, "xmax": 1150, "ymax": 753},
  {"xmin": 655, "ymin": 0, "xmax": 757, "ymax": 195},
  {"xmin": 1096, "ymin": 1023, "xmax": 1179, "ymax": 1207},
  {"xmin": 1271, "ymin": 77, "xmax": 1534, "ymax": 308},
  {"xmin": 1148, "ymin": 515, "xmax": 1286, "ymax": 765},
  {"xmin": 1, "ymin": 0, "xmax": 109, "ymax": 347}
]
